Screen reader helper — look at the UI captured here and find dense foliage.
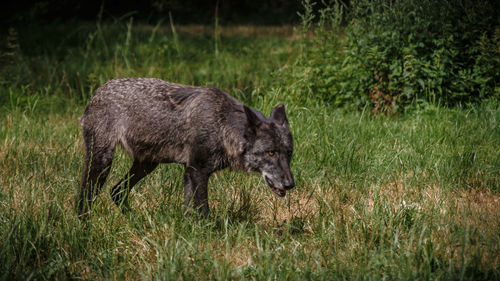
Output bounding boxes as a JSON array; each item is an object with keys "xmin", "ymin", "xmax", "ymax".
[{"xmin": 285, "ymin": 0, "xmax": 500, "ymax": 112}]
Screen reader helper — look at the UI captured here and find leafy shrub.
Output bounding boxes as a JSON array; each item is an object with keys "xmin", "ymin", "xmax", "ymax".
[{"xmin": 284, "ymin": 0, "xmax": 500, "ymax": 113}]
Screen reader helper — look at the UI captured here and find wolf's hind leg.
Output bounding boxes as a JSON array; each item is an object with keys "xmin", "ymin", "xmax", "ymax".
[
  {"xmin": 111, "ymin": 160, "xmax": 158, "ymax": 212},
  {"xmin": 77, "ymin": 142, "xmax": 114, "ymax": 220}
]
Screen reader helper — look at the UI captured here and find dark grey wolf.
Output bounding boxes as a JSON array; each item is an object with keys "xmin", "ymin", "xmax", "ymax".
[{"xmin": 77, "ymin": 78, "xmax": 294, "ymax": 218}]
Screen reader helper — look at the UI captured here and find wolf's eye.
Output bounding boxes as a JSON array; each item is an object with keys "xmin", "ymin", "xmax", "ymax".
[{"xmin": 268, "ymin": 151, "xmax": 276, "ymax": 157}]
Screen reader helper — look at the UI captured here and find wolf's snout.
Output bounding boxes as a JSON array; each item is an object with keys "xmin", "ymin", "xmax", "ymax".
[{"xmin": 283, "ymin": 178, "xmax": 295, "ymax": 190}]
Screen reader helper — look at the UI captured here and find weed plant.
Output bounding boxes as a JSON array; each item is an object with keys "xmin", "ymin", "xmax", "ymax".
[
  {"xmin": 0, "ymin": 16, "xmax": 499, "ymax": 280},
  {"xmin": 285, "ymin": 0, "xmax": 500, "ymax": 113}
]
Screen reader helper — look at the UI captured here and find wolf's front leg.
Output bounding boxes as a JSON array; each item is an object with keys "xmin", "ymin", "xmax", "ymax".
[{"xmin": 183, "ymin": 166, "xmax": 210, "ymax": 216}]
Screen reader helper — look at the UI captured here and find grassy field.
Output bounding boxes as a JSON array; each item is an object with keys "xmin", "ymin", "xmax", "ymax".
[{"xmin": 0, "ymin": 22, "xmax": 499, "ymax": 280}]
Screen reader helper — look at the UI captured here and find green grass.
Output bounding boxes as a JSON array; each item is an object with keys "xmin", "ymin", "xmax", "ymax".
[{"xmin": 0, "ymin": 21, "xmax": 499, "ymax": 280}]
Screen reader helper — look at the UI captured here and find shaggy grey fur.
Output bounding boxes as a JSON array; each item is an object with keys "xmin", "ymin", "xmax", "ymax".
[{"xmin": 77, "ymin": 78, "xmax": 294, "ymax": 218}]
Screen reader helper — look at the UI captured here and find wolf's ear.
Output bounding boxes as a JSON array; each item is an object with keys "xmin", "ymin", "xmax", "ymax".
[
  {"xmin": 270, "ymin": 104, "xmax": 288, "ymax": 126},
  {"xmin": 244, "ymin": 105, "xmax": 261, "ymax": 127},
  {"xmin": 244, "ymin": 105, "xmax": 261, "ymax": 138}
]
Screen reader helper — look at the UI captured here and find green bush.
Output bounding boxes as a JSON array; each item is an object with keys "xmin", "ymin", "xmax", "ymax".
[{"xmin": 285, "ymin": 0, "xmax": 500, "ymax": 112}]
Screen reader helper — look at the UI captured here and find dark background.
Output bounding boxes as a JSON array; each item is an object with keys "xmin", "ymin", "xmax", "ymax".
[{"xmin": 2, "ymin": 0, "xmax": 303, "ymax": 27}]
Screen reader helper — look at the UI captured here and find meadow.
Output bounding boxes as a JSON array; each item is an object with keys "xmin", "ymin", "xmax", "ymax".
[{"xmin": 0, "ymin": 20, "xmax": 499, "ymax": 280}]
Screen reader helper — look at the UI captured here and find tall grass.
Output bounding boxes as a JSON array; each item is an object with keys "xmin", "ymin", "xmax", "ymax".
[
  {"xmin": 0, "ymin": 20, "xmax": 294, "ymax": 110},
  {"xmin": 0, "ymin": 19, "xmax": 499, "ymax": 280}
]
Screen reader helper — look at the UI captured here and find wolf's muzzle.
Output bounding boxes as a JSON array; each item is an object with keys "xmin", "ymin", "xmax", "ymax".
[{"xmin": 283, "ymin": 178, "xmax": 295, "ymax": 190}]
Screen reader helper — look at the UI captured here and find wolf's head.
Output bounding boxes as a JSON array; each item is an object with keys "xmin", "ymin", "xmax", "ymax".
[{"xmin": 243, "ymin": 104, "xmax": 295, "ymax": 197}]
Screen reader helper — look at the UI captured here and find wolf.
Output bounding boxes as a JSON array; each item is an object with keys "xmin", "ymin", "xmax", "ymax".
[{"xmin": 77, "ymin": 78, "xmax": 294, "ymax": 218}]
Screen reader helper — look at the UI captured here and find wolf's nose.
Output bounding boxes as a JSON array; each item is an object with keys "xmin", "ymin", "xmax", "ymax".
[{"xmin": 284, "ymin": 179, "xmax": 295, "ymax": 190}]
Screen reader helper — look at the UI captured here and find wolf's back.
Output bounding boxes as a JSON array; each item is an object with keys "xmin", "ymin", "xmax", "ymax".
[{"xmin": 80, "ymin": 78, "xmax": 248, "ymax": 166}]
